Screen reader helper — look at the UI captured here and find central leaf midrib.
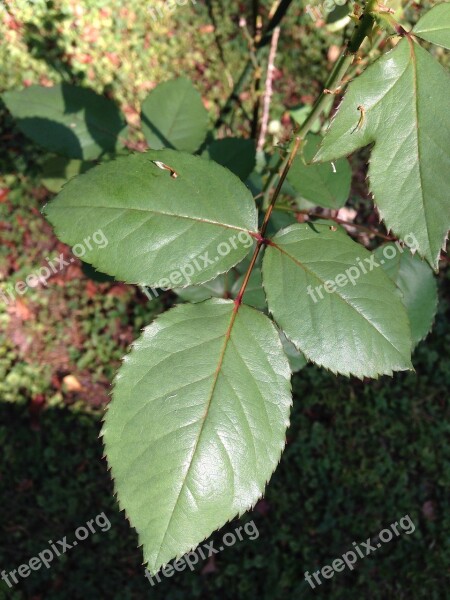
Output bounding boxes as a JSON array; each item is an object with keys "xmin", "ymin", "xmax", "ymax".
[
  {"xmin": 50, "ymin": 204, "xmax": 255, "ymax": 233},
  {"xmin": 165, "ymin": 83, "xmax": 192, "ymax": 141},
  {"xmin": 153, "ymin": 303, "xmax": 240, "ymax": 568},
  {"xmin": 415, "ymin": 25, "xmax": 449, "ymax": 34},
  {"xmin": 408, "ymin": 40, "xmax": 432, "ymax": 253}
]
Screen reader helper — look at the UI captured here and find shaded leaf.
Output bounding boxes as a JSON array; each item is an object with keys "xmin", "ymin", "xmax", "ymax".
[
  {"xmin": 279, "ymin": 330, "xmax": 307, "ymax": 373},
  {"xmin": 289, "ymin": 105, "xmax": 321, "ymax": 132},
  {"xmin": 174, "ymin": 274, "xmax": 229, "ymax": 303},
  {"xmin": 288, "ymin": 133, "xmax": 351, "ymax": 209},
  {"xmin": 174, "ymin": 264, "xmax": 265, "ymax": 310},
  {"xmin": 141, "ymin": 78, "xmax": 209, "ymax": 153},
  {"xmin": 326, "ymin": 4, "xmax": 351, "ymax": 31},
  {"xmin": 266, "ymin": 209, "xmax": 298, "ymax": 236},
  {"xmin": 202, "ymin": 138, "xmax": 256, "ymax": 181},
  {"xmin": 81, "ymin": 261, "xmax": 115, "ymax": 283},
  {"xmin": 231, "ymin": 268, "xmax": 266, "ymax": 310},
  {"xmin": 374, "ymin": 243, "xmax": 438, "ymax": 347},
  {"xmin": 41, "ymin": 155, "xmax": 93, "ymax": 193},
  {"xmin": 3, "ymin": 84, "xmax": 127, "ymax": 159}
]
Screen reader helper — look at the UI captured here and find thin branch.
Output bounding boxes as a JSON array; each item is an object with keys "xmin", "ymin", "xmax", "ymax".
[
  {"xmin": 230, "ymin": 0, "xmax": 384, "ymax": 305},
  {"xmin": 257, "ymin": 25, "xmax": 280, "ymax": 151},
  {"xmin": 257, "ymin": 0, "xmax": 293, "ymax": 48},
  {"xmin": 261, "ymin": 0, "xmax": 379, "ymax": 207},
  {"xmin": 214, "ymin": 0, "xmax": 294, "ymax": 128},
  {"xmin": 274, "ymin": 206, "xmax": 395, "ymax": 241},
  {"xmin": 250, "ymin": 11, "xmax": 263, "ymax": 138},
  {"xmin": 252, "ymin": 0, "xmax": 259, "ymax": 39},
  {"xmin": 240, "ymin": 17, "xmax": 259, "ymax": 68},
  {"xmin": 260, "ymin": 137, "xmax": 302, "ymax": 237},
  {"xmin": 235, "ymin": 137, "xmax": 301, "ymax": 306}
]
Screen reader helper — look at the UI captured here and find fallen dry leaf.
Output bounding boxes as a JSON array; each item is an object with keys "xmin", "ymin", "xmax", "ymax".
[{"xmin": 62, "ymin": 374, "xmax": 83, "ymax": 392}]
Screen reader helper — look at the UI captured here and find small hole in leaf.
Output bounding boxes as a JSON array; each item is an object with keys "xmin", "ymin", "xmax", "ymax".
[{"xmin": 151, "ymin": 160, "xmax": 178, "ymax": 178}]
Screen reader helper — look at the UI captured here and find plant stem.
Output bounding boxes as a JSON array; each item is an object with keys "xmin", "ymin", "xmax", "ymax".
[
  {"xmin": 257, "ymin": 25, "xmax": 280, "ymax": 150},
  {"xmin": 233, "ymin": 239, "xmax": 262, "ymax": 307},
  {"xmin": 273, "ymin": 206, "xmax": 395, "ymax": 241},
  {"xmin": 348, "ymin": 0, "xmax": 377, "ymax": 53},
  {"xmin": 261, "ymin": 0, "xmax": 378, "ymax": 207},
  {"xmin": 215, "ymin": 0, "xmax": 294, "ymax": 128},
  {"xmin": 235, "ymin": 137, "xmax": 301, "ymax": 306},
  {"xmin": 260, "ymin": 136, "xmax": 302, "ymax": 237},
  {"xmin": 235, "ymin": 0, "xmax": 380, "ymax": 306},
  {"xmin": 257, "ymin": 0, "xmax": 293, "ymax": 48}
]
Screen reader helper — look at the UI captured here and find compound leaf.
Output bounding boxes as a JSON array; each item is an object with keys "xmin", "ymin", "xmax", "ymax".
[
  {"xmin": 262, "ymin": 222, "xmax": 413, "ymax": 378},
  {"xmin": 3, "ymin": 83, "xmax": 127, "ymax": 159},
  {"xmin": 102, "ymin": 299, "xmax": 292, "ymax": 574},
  {"xmin": 413, "ymin": 3, "xmax": 450, "ymax": 50},
  {"xmin": 374, "ymin": 243, "xmax": 438, "ymax": 347},
  {"xmin": 314, "ymin": 39, "xmax": 450, "ymax": 270},
  {"xmin": 44, "ymin": 150, "xmax": 258, "ymax": 288},
  {"xmin": 141, "ymin": 78, "xmax": 209, "ymax": 153}
]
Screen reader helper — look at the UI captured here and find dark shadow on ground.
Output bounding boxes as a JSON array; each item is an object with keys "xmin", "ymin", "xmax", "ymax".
[{"xmin": 1, "ymin": 286, "xmax": 449, "ymax": 599}]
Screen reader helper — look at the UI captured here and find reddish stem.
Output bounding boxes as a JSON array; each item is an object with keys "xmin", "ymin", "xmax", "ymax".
[{"xmin": 234, "ymin": 136, "xmax": 302, "ymax": 306}]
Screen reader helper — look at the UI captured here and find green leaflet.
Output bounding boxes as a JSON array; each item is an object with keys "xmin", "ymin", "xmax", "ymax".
[
  {"xmin": 174, "ymin": 268, "xmax": 265, "ymax": 309},
  {"xmin": 141, "ymin": 78, "xmax": 209, "ymax": 153},
  {"xmin": 288, "ymin": 133, "xmax": 351, "ymax": 209},
  {"xmin": 262, "ymin": 222, "xmax": 413, "ymax": 378},
  {"xmin": 314, "ymin": 38, "xmax": 450, "ymax": 270},
  {"xmin": 279, "ymin": 330, "xmax": 308, "ymax": 373},
  {"xmin": 173, "ymin": 274, "xmax": 230, "ymax": 303},
  {"xmin": 374, "ymin": 243, "xmax": 438, "ymax": 347},
  {"xmin": 43, "ymin": 150, "xmax": 258, "ymax": 288},
  {"xmin": 102, "ymin": 299, "xmax": 292, "ymax": 574},
  {"xmin": 41, "ymin": 155, "xmax": 94, "ymax": 193},
  {"xmin": 413, "ymin": 3, "xmax": 450, "ymax": 50},
  {"xmin": 202, "ymin": 138, "xmax": 256, "ymax": 181},
  {"xmin": 289, "ymin": 106, "xmax": 321, "ymax": 132},
  {"xmin": 2, "ymin": 84, "xmax": 127, "ymax": 160}
]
